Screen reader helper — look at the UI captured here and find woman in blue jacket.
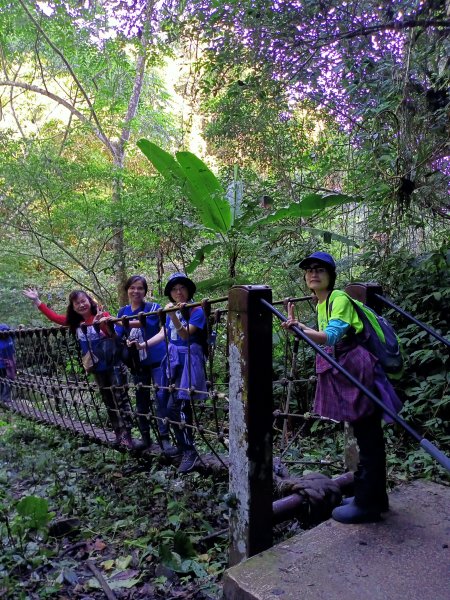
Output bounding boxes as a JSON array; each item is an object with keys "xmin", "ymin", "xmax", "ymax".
[
  {"xmin": 133, "ymin": 273, "xmax": 207, "ymax": 474},
  {"xmin": 115, "ymin": 275, "xmax": 174, "ymax": 452}
]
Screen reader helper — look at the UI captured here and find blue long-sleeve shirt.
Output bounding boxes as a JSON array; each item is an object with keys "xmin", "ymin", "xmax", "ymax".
[
  {"xmin": 115, "ymin": 302, "xmax": 166, "ymax": 366},
  {"xmin": 325, "ymin": 318, "xmax": 350, "ymax": 346}
]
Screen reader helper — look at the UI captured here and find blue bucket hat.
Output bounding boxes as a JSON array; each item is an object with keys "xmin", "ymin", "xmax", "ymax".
[
  {"xmin": 299, "ymin": 251, "xmax": 336, "ymax": 270},
  {"xmin": 164, "ymin": 272, "xmax": 196, "ymax": 300}
]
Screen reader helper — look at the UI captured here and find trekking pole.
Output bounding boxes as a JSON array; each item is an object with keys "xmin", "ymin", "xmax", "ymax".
[
  {"xmin": 375, "ymin": 294, "xmax": 450, "ymax": 348},
  {"xmin": 260, "ymin": 299, "xmax": 450, "ymax": 474}
]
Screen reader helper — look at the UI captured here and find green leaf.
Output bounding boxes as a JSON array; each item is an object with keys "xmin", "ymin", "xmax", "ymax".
[
  {"xmin": 186, "ymin": 242, "xmax": 221, "ymax": 274},
  {"xmin": 137, "ymin": 140, "xmax": 232, "ymax": 234},
  {"xmin": 173, "ymin": 530, "xmax": 196, "ymax": 558},
  {"xmin": 195, "ymin": 275, "xmax": 250, "ymax": 294},
  {"xmin": 176, "ymin": 151, "xmax": 232, "ymax": 233},
  {"xmin": 159, "ymin": 543, "xmax": 183, "ymax": 570},
  {"xmin": 302, "ymin": 227, "xmax": 360, "ymax": 248},
  {"xmin": 16, "ymin": 496, "xmax": 50, "ymax": 530},
  {"xmin": 137, "ymin": 139, "xmax": 187, "ymax": 184},
  {"xmin": 248, "ymin": 193, "xmax": 359, "ymax": 231},
  {"xmin": 115, "ymin": 555, "xmax": 132, "ymax": 570}
]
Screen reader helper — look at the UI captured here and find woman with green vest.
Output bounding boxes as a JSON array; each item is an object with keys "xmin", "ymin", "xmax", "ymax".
[{"xmin": 282, "ymin": 251, "xmax": 402, "ymax": 524}]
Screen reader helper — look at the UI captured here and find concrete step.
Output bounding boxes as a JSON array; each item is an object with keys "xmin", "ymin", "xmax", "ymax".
[{"xmin": 223, "ymin": 480, "xmax": 450, "ymax": 600}]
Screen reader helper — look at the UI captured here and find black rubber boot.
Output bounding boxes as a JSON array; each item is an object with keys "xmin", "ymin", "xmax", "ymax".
[
  {"xmin": 341, "ymin": 495, "xmax": 389, "ymax": 512},
  {"xmin": 332, "ymin": 500, "xmax": 381, "ymax": 524},
  {"xmin": 133, "ymin": 432, "xmax": 151, "ymax": 451},
  {"xmin": 160, "ymin": 437, "xmax": 179, "ymax": 455}
]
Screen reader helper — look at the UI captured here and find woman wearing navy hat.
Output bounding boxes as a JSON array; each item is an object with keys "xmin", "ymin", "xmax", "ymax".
[
  {"xmin": 133, "ymin": 273, "xmax": 207, "ymax": 473},
  {"xmin": 282, "ymin": 252, "xmax": 402, "ymax": 524}
]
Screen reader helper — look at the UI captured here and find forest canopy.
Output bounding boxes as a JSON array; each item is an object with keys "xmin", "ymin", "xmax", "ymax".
[{"xmin": 0, "ymin": 0, "xmax": 448, "ymax": 322}]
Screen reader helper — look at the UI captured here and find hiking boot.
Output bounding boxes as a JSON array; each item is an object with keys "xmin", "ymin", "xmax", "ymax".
[
  {"xmin": 133, "ymin": 433, "xmax": 152, "ymax": 451},
  {"xmin": 341, "ymin": 495, "xmax": 389, "ymax": 512},
  {"xmin": 133, "ymin": 438, "xmax": 151, "ymax": 451},
  {"xmin": 178, "ymin": 450, "xmax": 200, "ymax": 474},
  {"xmin": 163, "ymin": 444, "xmax": 183, "ymax": 458},
  {"xmin": 332, "ymin": 500, "xmax": 381, "ymax": 524},
  {"xmin": 161, "ymin": 437, "xmax": 178, "ymax": 454}
]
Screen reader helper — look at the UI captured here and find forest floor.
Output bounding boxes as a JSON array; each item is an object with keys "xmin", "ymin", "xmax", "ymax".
[
  {"xmin": 0, "ymin": 410, "xmax": 230, "ymax": 599},
  {"xmin": 1, "ymin": 403, "xmax": 446, "ymax": 599}
]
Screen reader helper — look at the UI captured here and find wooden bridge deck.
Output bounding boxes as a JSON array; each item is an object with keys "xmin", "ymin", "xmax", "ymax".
[
  {"xmin": 223, "ymin": 480, "xmax": 450, "ymax": 600},
  {"xmin": 1, "ymin": 396, "xmax": 117, "ymax": 444}
]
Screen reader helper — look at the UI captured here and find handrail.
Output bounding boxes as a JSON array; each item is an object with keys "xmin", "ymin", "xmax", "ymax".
[
  {"xmin": 272, "ymin": 295, "xmax": 314, "ymax": 306},
  {"xmin": 261, "ymin": 298, "xmax": 450, "ymax": 474},
  {"xmin": 375, "ymin": 294, "xmax": 450, "ymax": 348}
]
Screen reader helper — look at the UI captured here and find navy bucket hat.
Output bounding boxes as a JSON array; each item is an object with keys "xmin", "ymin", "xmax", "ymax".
[
  {"xmin": 164, "ymin": 272, "xmax": 196, "ymax": 300},
  {"xmin": 299, "ymin": 251, "xmax": 336, "ymax": 270}
]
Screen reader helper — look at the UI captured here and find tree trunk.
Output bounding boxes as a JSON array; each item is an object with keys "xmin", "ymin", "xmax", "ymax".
[{"xmin": 112, "ymin": 160, "xmax": 128, "ymax": 307}]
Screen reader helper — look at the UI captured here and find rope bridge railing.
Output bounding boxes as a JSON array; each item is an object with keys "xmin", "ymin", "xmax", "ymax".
[
  {"xmin": 270, "ymin": 295, "xmax": 346, "ymax": 472},
  {"xmin": 0, "ymin": 298, "xmax": 230, "ymax": 468},
  {"xmin": 263, "ymin": 298, "xmax": 450, "ymax": 471},
  {"xmin": 0, "ymin": 293, "xmax": 329, "ymax": 474},
  {"xmin": 226, "ymin": 284, "xmax": 449, "ymax": 564}
]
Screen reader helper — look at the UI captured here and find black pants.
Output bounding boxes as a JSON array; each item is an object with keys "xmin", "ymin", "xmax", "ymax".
[
  {"xmin": 94, "ymin": 366, "xmax": 132, "ymax": 433},
  {"xmin": 133, "ymin": 364, "xmax": 169, "ymax": 440},
  {"xmin": 0, "ymin": 367, "xmax": 11, "ymax": 403},
  {"xmin": 352, "ymin": 411, "xmax": 388, "ymax": 510},
  {"xmin": 167, "ymin": 393, "xmax": 195, "ymax": 451}
]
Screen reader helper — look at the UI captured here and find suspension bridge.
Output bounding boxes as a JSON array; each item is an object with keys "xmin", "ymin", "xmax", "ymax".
[{"xmin": 1, "ymin": 283, "xmax": 449, "ymax": 599}]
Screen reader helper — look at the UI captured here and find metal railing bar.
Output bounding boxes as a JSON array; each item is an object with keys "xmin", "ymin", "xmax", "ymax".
[
  {"xmin": 260, "ymin": 298, "xmax": 450, "ymax": 474},
  {"xmin": 375, "ymin": 293, "xmax": 450, "ymax": 348}
]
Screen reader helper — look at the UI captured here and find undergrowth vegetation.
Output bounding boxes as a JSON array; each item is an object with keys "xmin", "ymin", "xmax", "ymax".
[{"xmin": 0, "ymin": 416, "xmax": 228, "ymax": 599}]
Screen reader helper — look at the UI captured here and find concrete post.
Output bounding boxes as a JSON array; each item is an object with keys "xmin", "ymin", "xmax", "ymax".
[{"xmin": 227, "ymin": 285, "xmax": 273, "ymax": 565}]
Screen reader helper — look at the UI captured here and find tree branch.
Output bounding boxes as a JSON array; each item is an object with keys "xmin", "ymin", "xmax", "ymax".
[
  {"xmin": 332, "ymin": 18, "xmax": 450, "ymax": 44},
  {"xmin": 117, "ymin": 0, "xmax": 156, "ymax": 159},
  {"xmin": 17, "ymin": 0, "xmax": 116, "ymax": 159},
  {"xmin": 0, "ymin": 79, "xmax": 112, "ymax": 150}
]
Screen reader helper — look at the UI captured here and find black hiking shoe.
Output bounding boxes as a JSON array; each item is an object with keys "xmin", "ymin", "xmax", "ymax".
[
  {"xmin": 161, "ymin": 438, "xmax": 179, "ymax": 455},
  {"xmin": 132, "ymin": 438, "xmax": 152, "ymax": 451},
  {"xmin": 178, "ymin": 450, "xmax": 200, "ymax": 474}
]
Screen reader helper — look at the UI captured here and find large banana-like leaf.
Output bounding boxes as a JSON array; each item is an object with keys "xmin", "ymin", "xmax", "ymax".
[
  {"xmin": 176, "ymin": 152, "xmax": 232, "ymax": 234},
  {"xmin": 247, "ymin": 193, "xmax": 360, "ymax": 231},
  {"xmin": 137, "ymin": 139, "xmax": 190, "ymax": 188},
  {"xmin": 137, "ymin": 139, "xmax": 231, "ymax": 234}
]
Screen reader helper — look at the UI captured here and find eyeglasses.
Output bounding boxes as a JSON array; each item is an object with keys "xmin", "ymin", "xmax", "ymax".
[{"xmin": 305, "ymin": 267, "xmax": 327, "ymax": 275}]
